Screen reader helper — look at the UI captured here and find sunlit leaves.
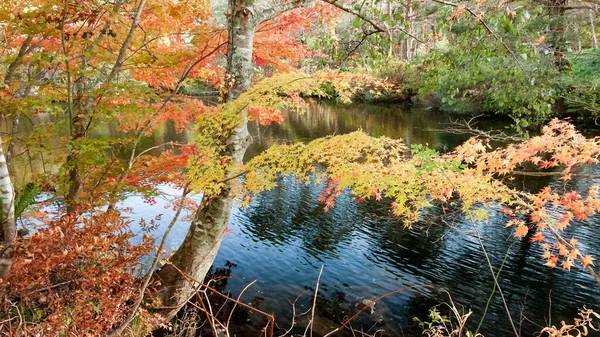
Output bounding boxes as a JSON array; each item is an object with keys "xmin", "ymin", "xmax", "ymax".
[{"xmin": 233, "ymin": 117, "xmax": 600, "ymax": 276}]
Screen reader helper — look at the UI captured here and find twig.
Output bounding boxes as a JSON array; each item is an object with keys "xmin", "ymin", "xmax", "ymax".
[
  {"xmin": 431, "ymin": 0, "xmax": 529, "ymax": 77},
  {"xmin": 278, "ymin": 294, "xmax": 303, "ymax": 337},
  {"xmin": 309, "ymin": 265, "xmax": 324, "ymax": 337},
  {"xmin": 322, "ymin": 0, "xmax": 428, "ymax": 46},
  {"xmin": 475, "ymin": 242, "xmax": 516, "ymax": 334},
  {"xmin": 342, "ymin": 30, "xmax": 379, "ymax": 63},
  {"xmin": 435, "ymin": 161, "xmax": 519, "ymax": 337},
  {"xmin": 323, "ymin": 287, "xmax": 412, "ymax": 337},
  {"xmin": 427, "ymin": 115, "xmax": 525, "ymax": 143},
  {"xmin": 226, "ymin": 280, "xmax": 257, "ymax": 331},
  {"xmin": 156, "ymin": 260, "xmax": 276, "ymax": 337},
  {"xmin": 20, "ymin": 278, "xmax": 81, "ymax": 297},
  {"xmin": 468, "ymin": 213, "xmax": 520, "ymax": 337},
  {"xmin": 511, "ymin": 171, "xmax": 600, "ymax": 179},
  {"xmin": 133, "ymin": 142, "xmax": 186, "ymax": 161}
]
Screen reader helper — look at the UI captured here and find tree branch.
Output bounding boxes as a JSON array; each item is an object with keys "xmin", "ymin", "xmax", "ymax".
[
  {"xmin": 322, "ymin": 0, "xmax": 427, "ymax": 45},
  {"xmin": 253, "ymin": 0, "xmax": 315, "ymax": 25},
  {"xmin": 431, "ymin": 0, "xmax": 529, "ymax": 76},
  {"xmin": 106, "ymin": 0, "xmax": 147, "ymax": 83}
]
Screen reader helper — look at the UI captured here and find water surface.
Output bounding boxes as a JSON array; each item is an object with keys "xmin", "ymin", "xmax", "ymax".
[{"xmin": 128, "ymin": 101, "xmax": 600, "ymax": 337}]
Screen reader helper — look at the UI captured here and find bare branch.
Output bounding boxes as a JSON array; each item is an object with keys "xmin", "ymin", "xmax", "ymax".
[{"xmin": 431, "ymin": 0, "xmax": 529, "ymax": 76}]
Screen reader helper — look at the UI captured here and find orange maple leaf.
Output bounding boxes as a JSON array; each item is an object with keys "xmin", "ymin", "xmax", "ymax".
[
  {"xmin": 561, "ymin": 258, "xmax": 574, "ymax": 271},
  {"xmin": 545, "ymin": 256, "xmax": 558, "ymax": 268},
  {"xmin": 514, "ymin": 224, "xmax": 528, "ymax": 238},
  {"xmin": 530, "ymin": 232, "xmax": 545, "ymax": 243},
  {"xmin": 582, "ymin": 255, "xmax": 596, "ymax": 268}
]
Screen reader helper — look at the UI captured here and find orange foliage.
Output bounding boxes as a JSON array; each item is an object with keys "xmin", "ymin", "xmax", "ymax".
[
  {"xmin": 125, "ymin": 145, "xmax": 199, "ymax": 189},
  {"xmin": 1, "ymin": 211, "xmax": 153, "ymax": 335},
  {"xmin": 448, "ymin": 119, "xmax": 600, "ymax": 272},
  {"xmin": 253, "ymin": 3, "xmax": 339, "ymax": 71}
]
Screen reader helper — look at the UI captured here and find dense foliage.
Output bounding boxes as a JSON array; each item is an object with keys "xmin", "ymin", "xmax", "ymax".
[{"xmin": 303, "ymin": 0, "xmax": 600, "ymax": 130}]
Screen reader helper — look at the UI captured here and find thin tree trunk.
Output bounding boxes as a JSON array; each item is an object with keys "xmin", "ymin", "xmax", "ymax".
[
  {"xmin": 591, "ymin": 6, "xmax": 598, "ymax": 49},
  {"xmin": 387, "ymin": 1, "xmax": 393, "ymax": 57},
  {"xmin": 64, "ymin": 0, "xmax": 144, "ymax": 211},
  {"xmin": 106, "ymin": 0, "xmax": 147, "ymax": 83},
  {"xmin": 6, "ymin": 112, "xmax": 20, "ymax": 167},
  {"xmin": 0, "ymin": 135, "xmax": 15, "ymax": 278},
  {"xmin": 404, "ymin": 0, "xmax": 413, "ymax": 61},
  {"xmin": 154, "ymin": 0, "xmax": 254, "ymax": 319}
]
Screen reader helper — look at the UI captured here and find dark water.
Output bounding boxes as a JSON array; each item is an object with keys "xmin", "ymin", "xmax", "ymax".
[{"xmin": 125, "ymin": 101, "xmax": 600, "ymax": 336}]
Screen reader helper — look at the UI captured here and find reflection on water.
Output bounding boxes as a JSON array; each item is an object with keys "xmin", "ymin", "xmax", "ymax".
[
  {"xmin": 209, "ymin": 102, "xmax": 600, "ymax": 337},
  {"xmin": 12, "ymin": 101, "xmax": 600, "ymax": 336},
  {"xmin": 245, "ymin": 101, "xmax": 477, "ymax": 159}
]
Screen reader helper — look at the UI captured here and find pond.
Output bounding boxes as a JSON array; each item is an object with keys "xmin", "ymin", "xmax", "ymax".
[
  {"xmin": 121, "ymin": 101, "xmax": 600, "ymax": 337},
  {"xmin": 11, "ymin": 101, "xmax": 600, "ymax": 336}
]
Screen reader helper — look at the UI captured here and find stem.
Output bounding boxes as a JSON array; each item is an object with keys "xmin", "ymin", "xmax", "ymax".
[
  {"xmin": 468, "ymin": 213, "xmax": 520, "ymax": 337},
  {"xmin": 475, "ymin": 242, "xmax": 516, "ymax": 334},
  {"xmin": 309, "ymin": 264, "xmax": 324, "ymax": 337}
]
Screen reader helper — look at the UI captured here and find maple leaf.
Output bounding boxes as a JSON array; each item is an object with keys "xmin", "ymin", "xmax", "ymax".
[
  {"xmin": 561, "ymin": 258, "xmax": 574, "ymax": 271},
  {"xmin": 514, "ymin": 224, "xmax": 528, "ymax": 238},
  {"xmin": 504, "ymin": 218, "xmax": 521, "ymax": 227},
  {"xmin": 560, "ymin": 174, "xmax": 572, "ymax": 181},
  {"xmin": 545, "ymin": 256, "xmax": 558, "ymax": 268},
  {"xmin": 558, "ymin": 244, "xmax": 569, "ymax": 256},
  {"xmin": 568, "ymin": 249, "xmax": 579, "ymax": 260},
  {"xmin": 530, "ymin": 232, "xmax": 545, "ymax": 243},
  {"xmin": 582, "ymin": 255, "xmax": 596, "ymax": 268}
]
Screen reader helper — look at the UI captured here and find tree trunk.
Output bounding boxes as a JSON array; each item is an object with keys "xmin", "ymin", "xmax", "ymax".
[
  {"xmin": 387, "ymin": 1, "xmax": 393, "ymax": 58},
  {"xmin": 400, "ymin": 0, "xmax": 413, "ymax": 61},
  {"xmin": 64, "ymin": 113, "xmax": 86, "ymax": 213},
  {"xmin": 154, "ymin": 0, "xmax": 254, "ymax": 319},
  {"xmin": 591, "ymin": 6, "xmax": 598, "ymax": 49},
  {"xmin": 3, "ymin": 35, "xmax": 33, "ymax": 86},
  {"xmin": 63, "ymin": 0, "xmax": 141, "ymax": 212},
  {"xmin": 0, "ymin": 135, "xmax": 15, "ymax": 278},
  {"xmin": 6, "ymin": 112, "xmax": 20, "ymax": 167},
  {"xmin": 544, "ymin": 0, "xmax": 569, "ymax": 70}
]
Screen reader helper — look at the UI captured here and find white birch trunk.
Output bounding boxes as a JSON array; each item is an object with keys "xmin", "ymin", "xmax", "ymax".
[{"xmin": 0, "ymin": 134, "xmax": 15, "ymax": 278}]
